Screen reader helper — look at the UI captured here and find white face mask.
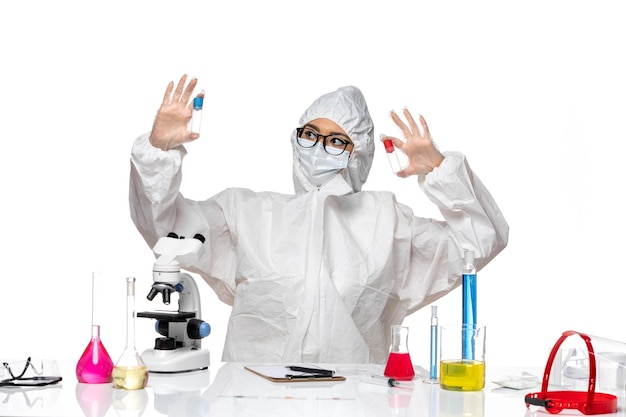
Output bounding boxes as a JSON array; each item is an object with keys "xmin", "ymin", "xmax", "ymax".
[{"xmin": 295, "ymin": 142, "xmax": 350, "ymax": 187}]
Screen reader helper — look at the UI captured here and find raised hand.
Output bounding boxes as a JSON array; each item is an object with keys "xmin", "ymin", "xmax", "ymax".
[
  {"xmin": 384, "ymin": 108, "xmax": 444, "ymax": 177},
  {"xmin": 149, "ymin": 74, "xmax": 203, "ymax": 151}
]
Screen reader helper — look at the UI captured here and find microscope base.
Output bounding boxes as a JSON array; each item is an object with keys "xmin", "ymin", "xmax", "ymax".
[{"xmin": 141, "ymin": 346, "xmax": 210, "ymax": 373}]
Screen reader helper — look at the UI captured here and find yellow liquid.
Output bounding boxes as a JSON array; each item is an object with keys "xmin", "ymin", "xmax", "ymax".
[
  {"xmin": 112, "ymin": 366, "xmax": 149, "ymax": 390},
  {"xmin": 440, "ymin": 360, "xmax": 485, "ymax": 391}
]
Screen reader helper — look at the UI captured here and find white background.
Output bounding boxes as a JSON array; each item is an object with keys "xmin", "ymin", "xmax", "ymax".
[{"xmin": 1, "ymin": 0, "xmax": 624, "ymax": 370}]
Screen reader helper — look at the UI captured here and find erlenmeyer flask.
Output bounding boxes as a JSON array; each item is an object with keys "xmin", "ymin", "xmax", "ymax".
[
  {"xmin": 112, "ymin": 277, "xmax": 149, "ymax": 390},
  {"xmin": 76, "ymin": 325, "xmax": 114, "ymax": 383},
  {"xmin": 384, "ymin": 325, "xmax": 415, "ymax": 381}
]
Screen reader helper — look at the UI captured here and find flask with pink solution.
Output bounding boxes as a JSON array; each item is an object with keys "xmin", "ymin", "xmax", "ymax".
[{"xmin": 76, "ymin": 273, "xmax": 114, "ymax": 383}]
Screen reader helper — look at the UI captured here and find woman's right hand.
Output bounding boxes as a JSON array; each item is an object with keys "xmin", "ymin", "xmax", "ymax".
[
  {"xmin": 149, "ymin": 74, "xmax": 204, "ymax": 151},
  {"xmin": 386, "ymin": 108, "xmax": 444, "ymax": 177}
]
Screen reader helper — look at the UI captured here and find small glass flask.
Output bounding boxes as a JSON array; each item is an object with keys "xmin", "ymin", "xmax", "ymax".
[
  {"xmin": 384, "ymin": 325, "xmax": 415, "ymax": 381},
  {"xmin": 76, "ymin": 324, "xmax": 114, "ymax": 384},
  {"xmin": 112, "ymin": 277, "xmax": 149, "ymax": 390}
]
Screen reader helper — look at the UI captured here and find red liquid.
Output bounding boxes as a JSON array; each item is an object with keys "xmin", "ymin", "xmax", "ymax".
[{"xmin": 384, "ymin": 352, "xmax": 415, "ymax": 381}]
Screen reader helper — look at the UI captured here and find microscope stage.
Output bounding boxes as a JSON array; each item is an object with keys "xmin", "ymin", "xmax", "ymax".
[{"xmin": 137, "ymin": 310, "xmax": 196, "ymax": 322}]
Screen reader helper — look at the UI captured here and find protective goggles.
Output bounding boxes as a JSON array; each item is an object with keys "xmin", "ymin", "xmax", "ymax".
[{"xmin": 0, "ymin": 357, "xmax": 62, "ymax": 387}]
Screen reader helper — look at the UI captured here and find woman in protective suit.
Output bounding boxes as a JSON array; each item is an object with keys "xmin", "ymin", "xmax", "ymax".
[{"xmin": 129, "ymin": 74, "xmax": 509, "ymax": 364}]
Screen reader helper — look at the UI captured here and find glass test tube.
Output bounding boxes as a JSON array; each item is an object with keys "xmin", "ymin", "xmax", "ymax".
[
  {"xmin": 462, "ymin": 251, "xmax": 477, "ymax": 360},
  {"xmin": 190, "ymin": 96, "xmax": 203, "ymax": 134},
  {"xmin": 382, "ymin": 138, "xmax": 403, "ymax": 174},
  {"xmin": 429, "ymin": 306, "xmax": 439, "ymax": 380}
]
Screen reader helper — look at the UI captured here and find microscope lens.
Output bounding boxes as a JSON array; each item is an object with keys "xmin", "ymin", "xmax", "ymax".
[
  {"xmin": 147, "ymin": 287, "xmax": 159, "ymax": 301},
  {"xmin": 162, "ymin": 288, "xmax": 171, "ymax": 305}
]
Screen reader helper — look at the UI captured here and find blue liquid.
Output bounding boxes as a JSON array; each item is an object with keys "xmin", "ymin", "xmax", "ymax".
[
  {"xmin": 430, "ymin": 324, "xmax": 438, "ymax": 379},
  {"xmin": 462, "ymin": 273, "xmax": 477, "ymax": 360}
]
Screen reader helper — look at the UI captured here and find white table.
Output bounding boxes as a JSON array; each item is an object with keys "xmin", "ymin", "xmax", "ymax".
[{"xmin": 1, "ymin": 361, "xmax": 624, "ymax": 416}]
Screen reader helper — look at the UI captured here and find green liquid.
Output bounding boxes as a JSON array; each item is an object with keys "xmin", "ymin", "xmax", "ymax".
[{"xmin": 440, "ymin": 360, "xmax": 485, "ymax": 391}]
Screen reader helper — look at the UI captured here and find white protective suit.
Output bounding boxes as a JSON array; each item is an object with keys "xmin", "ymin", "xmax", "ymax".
[{"xmin": 129, "ymin": 86, "xmax": 509, "ymax": 364}]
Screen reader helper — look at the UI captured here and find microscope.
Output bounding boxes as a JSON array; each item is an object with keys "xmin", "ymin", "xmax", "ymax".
[{"xmin": 138, "ymin": 233, "xmax": 211, "ymax": 373}]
